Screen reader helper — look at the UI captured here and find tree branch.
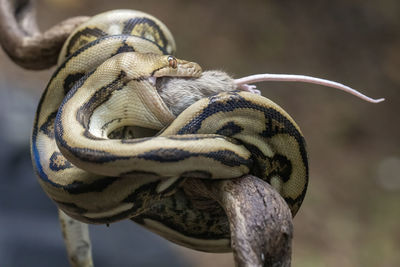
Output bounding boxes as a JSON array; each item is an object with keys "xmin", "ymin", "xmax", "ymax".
[
  {"xmin": 0, "ymin": 0, "xmax": 89, "ymax": 69},
  {"xmin": 184, "ymin": 175, "xmax": 293, "ymax": 267},
  {"xmin": 59, "ymin": 210, "xmax": 93, "ymax": 267}
]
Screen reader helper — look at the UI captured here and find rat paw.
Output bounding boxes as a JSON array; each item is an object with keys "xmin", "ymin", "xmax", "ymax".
[{"xmin": 237, "ymin": 84, "xmax": 261, "ymax": 95}]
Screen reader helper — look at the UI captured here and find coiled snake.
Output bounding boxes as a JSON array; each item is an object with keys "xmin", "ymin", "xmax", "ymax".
[{"xmin": 31, "ymin": 9, "xmax": 384, "ymax": 252}]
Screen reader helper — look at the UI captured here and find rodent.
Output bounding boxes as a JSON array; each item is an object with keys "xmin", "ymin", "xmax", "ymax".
[
  {"xmin": 156, "ymin": 69, "xmax": 383, "ymax": 117},
  {"xmin": 156, "ymin": 70, "xmax": 237, "ymax": 116}
]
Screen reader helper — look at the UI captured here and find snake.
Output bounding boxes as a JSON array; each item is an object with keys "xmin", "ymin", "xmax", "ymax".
[{"xmin": 31, "ymin": 9, "xmax": 383, "ymax": 252}]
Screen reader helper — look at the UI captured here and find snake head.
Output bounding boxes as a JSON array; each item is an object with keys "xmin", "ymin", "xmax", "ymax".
[{"xmin": 150, "ymin": 55, "xmax": 202, "ymax": 82}]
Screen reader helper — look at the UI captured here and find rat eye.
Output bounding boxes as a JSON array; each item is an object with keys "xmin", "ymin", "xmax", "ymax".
[{"xmin": 167, "ymin": 56, "xmax": 177, "ymax": 69}]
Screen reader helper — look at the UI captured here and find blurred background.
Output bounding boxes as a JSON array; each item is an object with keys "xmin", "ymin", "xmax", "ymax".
[{"xmin": 0, "ymin": 0, "xmax": 399, "ymax": 266}]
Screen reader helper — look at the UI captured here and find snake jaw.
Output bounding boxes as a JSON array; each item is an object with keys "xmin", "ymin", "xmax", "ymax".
[
  {"xmin": 153, "ymin": 59, "xmax": 202, "ymax": 79},
  {"xmin": 148, "ymin": 61, "xmax": 201, "ymax": 87},
  {"xmin": 145, "ymin": 56, "xmax": 201, "ymax": 87}
]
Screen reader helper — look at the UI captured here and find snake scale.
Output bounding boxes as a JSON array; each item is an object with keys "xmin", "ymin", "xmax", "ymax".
[{"xmin": 31, "ymin": 9, "xmax": 383, "ymax": 252}]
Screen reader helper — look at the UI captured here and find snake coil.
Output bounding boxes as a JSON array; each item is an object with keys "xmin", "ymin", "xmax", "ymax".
[{"xmin": 31, "ymin": 10, "xmax": 308, "ymax": 251}]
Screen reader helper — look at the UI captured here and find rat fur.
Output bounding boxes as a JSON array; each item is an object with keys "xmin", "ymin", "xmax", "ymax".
[{"xmin": 156, "ymin": 70, "xmax": 236, "ymax": 116}]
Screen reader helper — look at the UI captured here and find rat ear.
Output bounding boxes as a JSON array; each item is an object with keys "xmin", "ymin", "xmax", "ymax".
[{"xmin": 234, "ymin": 74, "xmax": 384, "ymax": 103}]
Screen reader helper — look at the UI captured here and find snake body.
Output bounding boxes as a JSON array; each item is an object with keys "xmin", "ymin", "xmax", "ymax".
[{"xmin": 31, "ymin": 10, "xmax": 308, "ymax": 251}]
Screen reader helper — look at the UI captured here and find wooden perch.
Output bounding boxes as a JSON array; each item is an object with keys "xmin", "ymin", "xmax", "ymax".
[
  {"xmin": 0, "ymin": 0, "xmax": 88, "ymax": 69},
  {"xmin": 185, "ymin": 176, "xmax": 293, "ymax": 267}
]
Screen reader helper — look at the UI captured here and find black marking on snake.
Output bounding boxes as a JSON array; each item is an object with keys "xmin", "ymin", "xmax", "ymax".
[
  {"xmin": 243, "ymin": 143, "xmax": 266, "ymax": 160},
  {"xmin": 63, "ymin": 73, "xmax": 85, "ymax": 95},
  {"xmin": 75, "ymin": 71, "xmax": 127, "ymax": 129},
  {"xmin": 215, "ymin": 121, "xmax": 243, "ymax": 137},
  {"xmin": 49, "ymin": 152, "xmax": 72, "ymax": 171},
  {"xmin": 39, "ymin": 111, "xmax": 57, "ymax": 139},
  {"xmin": 264, "ymin": 154, "xmax": 292, "ymax": 183},
  {"xmin": 180, "ymin": 170, "xmax": 212, "ymax": 179},
  {"xmin": 259, "ymin": 109, "xmax": 289, "ymax": 138},
  {"xmin": 83, "ymin": 129, "xmax": 104, "ymax": 140},
  {"xmin": 120, "ymin": 137, "xmax": 152, "ymax": 144},
  {"xmin": 33, "ymin": 36, "xmax": 138, "ymax": 186},
  {"xmin": 207, "ymin": 150, "xmax": 250, "ymax": 167},
  {"xmin": 121, "ymin": 182, "xmax": 159, "ymax": 216},
  {"xmin": 122, "ymin": 17, "xmax": 168, "ymax": 50},
  {"xmin": 178, "ymin": 93, "xmax": 307, "ymax": 167},
  {"xmin": 54, "ymin": 69, "xmax": 96, "ymax": 149},
  {"xmin": 159, "ymin": 177, "xmax": 186, "ymax": 196},
  {"xmin": 135, "ymin": 212, "xmax": 226, "ymax": 239},
  {"xmin": 101, "ymin": 118, "xmax": 122, "ymax": 131},
  {"xmin": 68, "ymin": 146, "xmax": 127, "ymax": 164},
  {"xmin": 36, "ymin": 35, "xmax": 159, "ymax": 124},
  {"xmin": 150, "ymin": 66, "xmax": 166, "ymax": 76},
  {"xmin": 137, "ymin": 148, "xmax": 250, "ymax": 167},
  {"xmin": 165, "ymin": 135, "xmax": 226, "ymax": 141},
  {"xmin": 120, "ymin": 170, "xmax": 159, "ymax": 177},
  {"xmin": 34, "ymin": 36, "xmax": 160, "ymax": 166},
  {"xmin": 113, "ymin": 40, "xmax": 136, "ymax": 55},
  {"xmin": 242, "ymin": 143, "xmax": 267, "ymax": 178},
  {"xmin": 56, "ymin": 68, "xmax": 96, "ymax": 125},
  {"xmin": 54, "ymin": 69, "xmax": 130, "ymax": 164},
  {"xmin": 79, "ymin": 181, "xmax": 162, "ymax": 224},
  {"xmin": 177, "ymin": 92, "xmax": 309, "ymax": 209},
  {"xmin": 74, "ymin": 71, "xmax": 152, "ymax": 132},
  {"xmin": 32, "ymin": 35, "xmax": 166, "ymax": 186},
  {"xmin": 108, "ymin": 126, "xmax": 159, "ymax": 140},
  {"xmin": 132, "ymin": 193, "xmax": 229, "ymax": 240},
  {"xmin": 63, "ymin": 177, "xmax": 118, "ymax": 195},
  {"xmin": 136, "ymin": 148, "xmax": 193, "ymax": 162},
  {"xmin": 56, "ymin": 104, "xmax": 141, "ymax": 164},
  {"xmin": 65, "ymin": 27, "xmax": 108, "ymax": 58}
]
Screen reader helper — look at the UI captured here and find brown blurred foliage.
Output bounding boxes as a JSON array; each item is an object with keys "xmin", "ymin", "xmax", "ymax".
[{"xmin": 0, "ymin": 0, "xmax": 399, "ymax": 266}]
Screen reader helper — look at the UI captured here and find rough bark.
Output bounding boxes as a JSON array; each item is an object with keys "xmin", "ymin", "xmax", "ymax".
[
  {"xmin": 59, "ymin": 210, "xmax": 93, "ymax": 267},
  {"xmin": 0, "ymin": 0, "xmax": 89, "ymax": 69},
  {"xmin": 185, "ymin": 176, "xmax": 293, "ymax": 267}
]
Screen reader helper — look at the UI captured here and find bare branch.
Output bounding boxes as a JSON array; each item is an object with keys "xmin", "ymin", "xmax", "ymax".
[
  {"xmin": 185, "ymin": 175, "xmax": 293, "ymax": 267},
  {"xmin": 0, "ymin": 0, "xmax": 89, "ymax": 69},
  {"xmin": 59, "ymin": 210, "xmax": 93, "ymax": 267}
]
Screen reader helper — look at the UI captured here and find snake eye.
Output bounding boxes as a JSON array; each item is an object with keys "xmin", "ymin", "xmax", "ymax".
[{"xmin": 167, "ymin": 56, "xmax": 177, "ymax": 69}]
